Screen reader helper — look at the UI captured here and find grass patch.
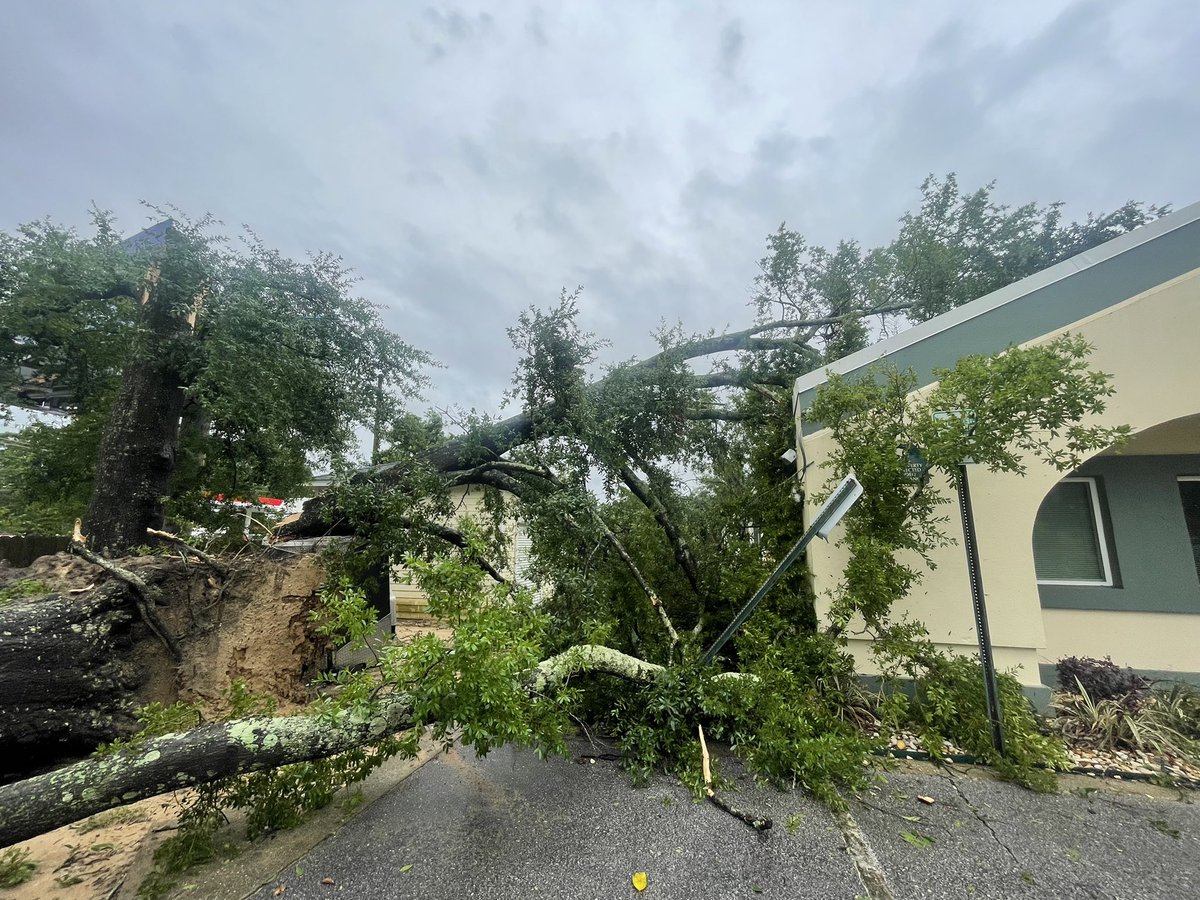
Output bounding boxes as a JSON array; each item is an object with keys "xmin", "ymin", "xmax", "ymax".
[
  {"xmin": 0, "ymin": 578, "xmax": 50, "ymax": 605},
  {"xmin": 0, "ymin": 847, "xmax": 37, "ymax": 888}
]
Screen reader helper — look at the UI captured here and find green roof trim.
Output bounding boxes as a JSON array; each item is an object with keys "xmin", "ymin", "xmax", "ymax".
[{"xmin": 794, "ymin": 201, "xmax": 1200, "ymax": 434}]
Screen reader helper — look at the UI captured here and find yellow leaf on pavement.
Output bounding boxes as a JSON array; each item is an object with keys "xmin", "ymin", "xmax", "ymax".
[{"xmin": 632, "ymin": 871, "xmax": 648, "ymax": 892}]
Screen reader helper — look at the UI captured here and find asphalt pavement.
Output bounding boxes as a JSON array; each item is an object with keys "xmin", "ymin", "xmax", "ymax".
[{"xmin": 244, "ymin": 739, "xmax": 1199, "ymax": 900}]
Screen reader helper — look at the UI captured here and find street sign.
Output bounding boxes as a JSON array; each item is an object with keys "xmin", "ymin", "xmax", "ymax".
[{"xmin": 701, "ymin": 473, "xmax": 864, "ymax": 666}]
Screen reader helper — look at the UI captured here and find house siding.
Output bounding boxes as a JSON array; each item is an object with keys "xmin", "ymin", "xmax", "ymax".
[
  {"xmin": 795, "ymin": 206, "xmax": 1200, "ymax": 433},
  {"xmin": 390, "ymin": 484, "xmax": 521, "ymax": 619}
]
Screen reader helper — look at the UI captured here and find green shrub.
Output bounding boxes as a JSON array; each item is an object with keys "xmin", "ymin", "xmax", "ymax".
[
  {"xmin": 884, "ymin": 650, "xmax": 1068, "ymax": 792},
  {"xmin": 0, "ymin": 847, "xmax": 37, "ymax": 888},
  {"xmin": 1053, "ymin": 680, "xmax": 1200, "ymax": 761}
]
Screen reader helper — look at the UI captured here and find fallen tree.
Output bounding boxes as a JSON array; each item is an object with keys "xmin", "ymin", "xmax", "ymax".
[
  {"xmin": 0, "ymin": 179, "xmax": 1164, "ymax": 854},
  {"xmin": 0, "ymin": 644, "xmax": 661, "ymax": 847},
  {"xmin": 0, "ymin": 582, "xmax": 140, "ymax": 777},
  {"xmin": 0, "ymin": 547, "xmax": 330, "ymax": 785}
]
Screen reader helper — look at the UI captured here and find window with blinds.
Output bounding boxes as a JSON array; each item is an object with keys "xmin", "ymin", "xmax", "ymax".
[
  {"xmin": 1179, "ymin": 478, "xmax": 1200, "ymax": 583},
  {"xmin": 1033, "ymin": 477, "xmax": 1113, "ymax": 585}
]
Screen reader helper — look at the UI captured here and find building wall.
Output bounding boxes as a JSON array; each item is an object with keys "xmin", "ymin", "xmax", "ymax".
[
  {"xmin": 1037, "ymin": 454, "xmax": 1200, "ymax": 614},
  {"xmin": 390, "ymin": 484, "xmax": 522, "ymax": 618},
  {"xmin": 799, "ymin": 266, "xmax": 1200, "ymax": 690}
]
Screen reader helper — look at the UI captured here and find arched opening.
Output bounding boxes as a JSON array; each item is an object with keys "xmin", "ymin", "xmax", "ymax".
[
  {"xmin": 1032, "ymin": 413, "xmax": 1200, "ymax": 683},
  {"xmin": 1033, "ymin": 413, "xmax": 1200, "ymax": 615}
]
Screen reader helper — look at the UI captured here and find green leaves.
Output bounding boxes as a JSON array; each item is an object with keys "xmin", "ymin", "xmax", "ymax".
[
  {"xmin": 394, "ymin": 545, "xmax": 570, "ymax": 760},
  {"xmin": 809, "ymin": 335, "xmax": 1128, "ymax": 635},
  {"xmin": 0, "ymin": 210, "xmax": 431, "ymax": 536},
  {"xmin": 899, "ymin": 830, "xmax": 935, "ymax": 848},
  {"xmin": 892, "ymin": 174, "xmax": 1166, "ymax": 322}
]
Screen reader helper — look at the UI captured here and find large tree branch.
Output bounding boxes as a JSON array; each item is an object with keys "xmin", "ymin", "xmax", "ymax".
[
  {"xmin": 0, "ymin": 643, "xmax": 679, "ymax": 847},
  {"xmin": 527, "ymin": 644, "xmax": 666, "ymax": 693},
  {"xmin": 637, "ymin": 304, "xmax": 911, "ymax": 369},
  {"xmin": 333, "ymin": 304, "xmax": 911, "ymax": 486},
  {"xmin": 682, "ymin": 408, "xmax": 763, "ymax": 422},
  {"xmin": 581, "ymin": 514, "xmax": 680, "ymax": 650},
  {"xmin": 0, "ymin": 697, "xmax": 415, "ymax": 848},
  {"xmin": 397, "ymin": 518, "xmax": 508, "ymax": 583},
  {"xmin": 69, "ymin": 534, "xmax": 181, "ymax": 662},
  {"xmin": 282, "ymin": 300, "xmax": 911, "ymax": 540},
  {"xmin": 690, "ymin": 371, "xmax": 794, "ymax": 389},
  {"xmin": 618, "ymin": 463, "xmax": 704, "ymax": 599},
  {"xmin": 451, "ymin": 461, "xmax": 682, "ymax": 647}
]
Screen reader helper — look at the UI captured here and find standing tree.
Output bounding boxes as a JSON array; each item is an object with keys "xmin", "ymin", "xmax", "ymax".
[{"xmin": 0, "ymin": 212, "xmax": 429, "ymax": 549}]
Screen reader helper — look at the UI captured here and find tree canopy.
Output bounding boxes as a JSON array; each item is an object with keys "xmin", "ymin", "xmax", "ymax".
[
  {"xmin": 0, "ymin": 176, "xmax": 1171, "ymax": 853},
  {"xmin": 0, "ymin": 210, "xmax": 429, "ymax": 536},
  {"xmin": 298, "ymin": 175, "xmax": 1164, "ymax": 664}
]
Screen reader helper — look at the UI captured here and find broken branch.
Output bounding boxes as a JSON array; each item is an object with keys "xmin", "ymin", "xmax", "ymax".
[
  {"xmin": 70, "ymin": 523, "xmax": 181, "ymax": 662},
  {"xmin": 698, "ymin": 724, "xmax": 772, "ymax": 832},
  {"xmin": 146, "ymin": 528, "xmax": 229, "ymax": 575}
]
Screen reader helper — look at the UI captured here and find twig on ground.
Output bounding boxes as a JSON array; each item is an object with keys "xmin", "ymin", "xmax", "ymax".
[
  {"xmin": 851, "ymin": 793, "xmax": 948, "ymax": 832},
  {"xmin": 699, "ymin": 724, "xmax": 772, "ymax": 831}
]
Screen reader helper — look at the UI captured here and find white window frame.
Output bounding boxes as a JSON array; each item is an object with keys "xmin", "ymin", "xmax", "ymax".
[{"xmin": 1035, "ymin": 476, "xmax": 1115, "ymax": 587}]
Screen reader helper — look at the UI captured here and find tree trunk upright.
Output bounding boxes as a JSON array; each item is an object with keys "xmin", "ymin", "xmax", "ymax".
[{"xmin": 84, "ymin": 229, "xmax": 205, "ymax": 553}]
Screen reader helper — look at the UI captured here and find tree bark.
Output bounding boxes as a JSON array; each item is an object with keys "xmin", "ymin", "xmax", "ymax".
[
  {"xmin": 0, "ymin": 699, "xmax": 415, "ymax": 848},
  {"xmin": 0, "ymin": 584, "xmax": 141, "ymax": 780},
  {"xmin": 84, "ymin": 238, "xmax": 202, "ymax": 553},
  {"xmin": 83, "ymin": 344, "xmax": 188, "ymax": 552},
  {"xmin": 0, "ymin": 644, "xmax": 677, "ymax": 847}
]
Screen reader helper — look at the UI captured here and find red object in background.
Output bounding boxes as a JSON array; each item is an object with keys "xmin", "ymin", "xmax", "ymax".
[{"xmin": 211, "ymin": 495, "xmax": 284, "ymax": 507}]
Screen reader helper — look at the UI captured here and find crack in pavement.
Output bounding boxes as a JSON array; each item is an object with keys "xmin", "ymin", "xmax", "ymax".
[
  {"xmin": 833, "ymin": 804, "xmax": 896, "ymax": 900},
  {"xmin": 946, "ymin": 772, "xmax": 1021, "ymax": 868}
]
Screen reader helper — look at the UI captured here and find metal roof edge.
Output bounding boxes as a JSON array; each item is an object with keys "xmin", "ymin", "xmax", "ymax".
[{"xmin": 792, "ymin": 199, "xmax": 1200, "ymax": 403}]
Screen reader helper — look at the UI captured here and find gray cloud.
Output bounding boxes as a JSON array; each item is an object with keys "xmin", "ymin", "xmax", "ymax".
[
  {"xmin": 2, "ymin": 0, "xmax": 1197, "ymax": 432},
  {"xmin": 718, "ymin": 20, "xmax": 745, "ymax": 81}
]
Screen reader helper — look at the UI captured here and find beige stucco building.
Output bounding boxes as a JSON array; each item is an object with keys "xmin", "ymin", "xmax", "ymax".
[
  {"xmin": 390, "ymin": 483, "xmax": 533, "ymax": 619},
  {"xmin": 793, "ymin": 202, "xmax": 1200, "ymax": 704}
]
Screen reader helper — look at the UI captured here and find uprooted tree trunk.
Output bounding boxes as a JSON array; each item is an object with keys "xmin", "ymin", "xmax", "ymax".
[
  {"xmin": 0, "ymin": 549, "xmax": 329, "ymax": 789},
  {"xmin": 0, "ymin": 583, "xmax": 142, "ymax": 780},
  {"xmin": 0, "ymin": 645, "xmax": 676, "ymax": 848}
]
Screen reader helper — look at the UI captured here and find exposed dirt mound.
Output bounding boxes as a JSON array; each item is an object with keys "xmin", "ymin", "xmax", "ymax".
[
  {"xmin": 0, "ymin": 549, "xmax": 330, "ymax": 720},
  {"xmin": 175, "ymin": 554, "xmax": 328, "ymax": 714}
]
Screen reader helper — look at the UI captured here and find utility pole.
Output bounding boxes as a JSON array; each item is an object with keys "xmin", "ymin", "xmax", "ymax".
[{"xmin": 701, "ymin": 473, "xmax": 864, "ymax": 667}]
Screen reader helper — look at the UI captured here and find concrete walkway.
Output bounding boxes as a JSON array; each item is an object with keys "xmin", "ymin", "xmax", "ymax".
[{"xmin": 241, "ymin": 740, "xmax": 1198, "ymax": 900}]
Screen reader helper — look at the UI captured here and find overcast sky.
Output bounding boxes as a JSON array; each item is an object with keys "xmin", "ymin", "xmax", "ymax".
[{"xmin": 3, "ymin": 1, "xmax": 1198, "ymax": 423}]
